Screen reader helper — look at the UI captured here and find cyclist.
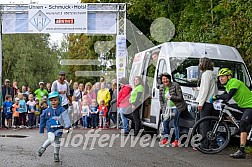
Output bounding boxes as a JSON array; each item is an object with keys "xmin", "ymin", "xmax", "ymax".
[{"xmin": 213, "ymin": 68, "xmax": 252, "ymax": 159}]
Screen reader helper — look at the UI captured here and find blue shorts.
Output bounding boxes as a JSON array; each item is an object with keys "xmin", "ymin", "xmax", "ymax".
[{"xmin": 5, "ymin": 114, "xmax": 12, "ymax": 119}]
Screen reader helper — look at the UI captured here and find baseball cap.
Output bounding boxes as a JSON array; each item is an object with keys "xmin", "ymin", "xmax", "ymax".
[
  {"xmin": 59, "ymin": 71, "xmax": 66, "ymax": 75},
  {"xmin": 35, "ymin": 98, "xmax": 39, "ymax": 101},
  {"xmin": 4, "ymin": 79, "xmax": 10, "ymax": 83},
  {"xmin": 15, "ymin": 98, "xmax": 20, "ymax": 101},
  {"xmin": 39, "ymin": 82, "xmax": 44, "ymax": 85}
]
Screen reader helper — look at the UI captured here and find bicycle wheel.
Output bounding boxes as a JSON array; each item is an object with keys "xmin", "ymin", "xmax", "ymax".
[{"xmin": 191, "ymin": 116, "xmax": 231, "ymax": 154}]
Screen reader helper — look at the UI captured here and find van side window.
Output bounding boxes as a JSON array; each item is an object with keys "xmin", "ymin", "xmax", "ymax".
[
  {"xmin": 156, "ymin": 59, "xmax": 167, "ymax": 88},
  {"xmin": 236, "ymin": 64, "xmax": 251, "ymax": 88},
  {"xmin": 170, "ymin": 57, "xmax": 251, "ymax": 89}
]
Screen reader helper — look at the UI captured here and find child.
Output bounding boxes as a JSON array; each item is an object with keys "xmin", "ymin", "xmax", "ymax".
[
  {"xmin": 81, "ymin": 100, "xmax": 89, "ymax": 128},
  {"xmin": 37, "ymin": 91, "xmax": 71, "ymax": 162},
  {"xmin": 41, "ymin": 101, "xmax": 48, "ymax": 112},
  {"xmin": 79, "ymin": 95, "xmax": 88, "ymax": 126},
  {"xmin": 34, "ymin": 98, "xmax": 41, "ymax": 128},
  {"xmin": 98, "ymin": 100, "xmax": 108, "ymax": 129},
  {"xmin": 42, "ymin": 96, "xmax": 47, "ymax": 105},
  {"xmin": 12, "ymin": 98, "xmax": 20, "ymax": 130},
  {"xmin": 72, "ymin": 95, "xmax": 80, "ymax": 128},
  {"xmin": 27, "ymin": 94, "xmax": 36, "ymax": 129},
  {"xmin": 18, "ymin": 93, "xmax": 27, "ymax": 128},
  {"xmin": 4, "ymin": 95, "xmax": 13, "ymax": 128},
  {"xmin": 90, "ymin": 99, "xmax": 98, "ymax": 129}
]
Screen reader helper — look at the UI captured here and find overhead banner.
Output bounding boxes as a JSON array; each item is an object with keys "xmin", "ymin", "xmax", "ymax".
[
  {"xmin": 1, "ymin": 4, "xmax": 117, "ymax": 34},
  {"xmin": 116, "ymin": 35, "xmax": 127, "ymax": 79},
  {"xmin": 28, "ymin": 4, "xmax": 87, "ymax": 33}
]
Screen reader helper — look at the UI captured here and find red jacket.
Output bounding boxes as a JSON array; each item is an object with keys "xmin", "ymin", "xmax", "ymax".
[
  {"xmin": 117, "ymin": 84, "xmax": 132, "ymax": 108},
  {"xmin": 98, "ymin": 105, "xmax": 108, "ymax": 116}
]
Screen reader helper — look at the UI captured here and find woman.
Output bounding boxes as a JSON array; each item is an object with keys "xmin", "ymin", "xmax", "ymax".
[
  {"xmin": 73, "ymin": 82, "xmax": 82, "ymax": 101},
  {"xmin": 109, "ymin": 82, "xmax": 118, "ymax": 128},
  {"xmin": 78, "ymin": 83, "xmax": 85, "ymax": 98},
  {"xmin": 117, "ymin": 77, "xmax": 132, "ymax": 134},
  {"xmin": 196, "ymin": 57, "xmax": 218, "ymax": 118},
  {"xmin": 97, "ymin": 82, "xmax": 111, "ymax": 107},
  {"xmin": 84, "ymin": 82, "xmax": 96, "ymax": 105},
  {"xmin": 124, "ymin": 76, "xmax": 144, "ymax": 136},
  {"xmin": 159, "ymin": 73, "xmax": 187, "ymax": 147},
  {"xmin": 195, "ymin": 57, "xmax": 218, "ymax": 148}
]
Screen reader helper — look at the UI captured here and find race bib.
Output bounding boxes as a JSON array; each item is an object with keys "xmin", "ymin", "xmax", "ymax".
[
  {"xmin": 99, "ymin": 111, "xmax": 104, "ymax": 115},
  {"xmin": 6, "ymin": 107, "xmax": 11, "ymax": 113},
  {"xmin": 82, "ymin": 108, "xmax": 87, "ymax": 113},
  {"xmin": 30, "ymin": 106, "xmax": 35, "ymax": 112},
  {"xmin": 20, "ymin": 104, "xmax": 24, "ymax": 109},
  {"xmin": 50, "ymin": 116, "xmax": 61, "ymax": 128}
]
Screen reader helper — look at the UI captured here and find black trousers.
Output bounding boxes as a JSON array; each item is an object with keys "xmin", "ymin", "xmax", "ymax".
[
  {"xmin": 1, "ymin": 112, "xmax": 6, "ymax": 127},
  {"xmin": 13, "ymin": 117, "xmax": 19, "ymax": 126},
  {"xmin": 124, "ymin": 105, "xmax": 141, "ymax": 134},
  {"xmin": 199, "ymin": 102, "xmax": 215, "ymax": 147}
]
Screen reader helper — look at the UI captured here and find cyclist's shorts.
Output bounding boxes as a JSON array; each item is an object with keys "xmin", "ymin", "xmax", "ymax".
[{"xmin": 240, "ymin": 108, "xmax": 252, "ymax": 124}]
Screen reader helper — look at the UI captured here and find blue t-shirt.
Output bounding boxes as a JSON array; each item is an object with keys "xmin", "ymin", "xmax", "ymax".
[
  {"xmin": 18, "ymin": 100, "xmax": 27, "ymax": 113},
  {"xmin": 4, "ymin": 101, "xmax": 13, "ymax": 115},
  {"xmin": 90, "ymin": 106, "xmax": 98, "ymax": 114}
]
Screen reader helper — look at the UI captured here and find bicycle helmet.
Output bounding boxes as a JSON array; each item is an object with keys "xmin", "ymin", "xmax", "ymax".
[
  {"xmin": 47, "ymin": 91, "xmax": 62, "ymax": 106},
  {"xmin": 218, "ymin": 68, "xmax": 232, "ymax": 77}
]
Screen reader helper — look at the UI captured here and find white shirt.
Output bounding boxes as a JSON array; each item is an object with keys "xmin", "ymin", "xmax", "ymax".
[
  {"xmin": 196, "ymin": 70, "xmax": 218, "ymax": 106},
  {"xmin": 27, "ymin": 101, "xmax": 36, "ymax": 114},
  {"xmin": 72, "ymin": 101, "xmax": 79, "ymax": 114},
  {"xmin": 56, "ymin": 81, "xmax": 68, "ymax": 106}
]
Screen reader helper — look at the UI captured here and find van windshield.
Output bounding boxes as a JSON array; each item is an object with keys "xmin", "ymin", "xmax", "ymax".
[{"xmin": 170, "ymin": 58, "xmax": 251, "ymax": 88}]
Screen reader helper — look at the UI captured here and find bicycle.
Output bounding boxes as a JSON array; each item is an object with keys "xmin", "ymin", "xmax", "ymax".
[{"xmin": 191, "ymin": 100, "xmax": 252, "ymax": 154}]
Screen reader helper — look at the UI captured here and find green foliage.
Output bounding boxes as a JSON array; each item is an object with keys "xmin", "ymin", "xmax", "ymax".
[
  {"xmin": 128, "ymin": 0, "xmax": 252, "ymax": 73},
  {"xmin": 67, "ymin": 0, "xmax": 252, "ymax": 80},
  {"xmin": 245, "ymin": 146, "xmax": 252, "ymax": 155},
  {"xmin": 2, "ymin": 34, "xmax": 59, "ymax": 90}
]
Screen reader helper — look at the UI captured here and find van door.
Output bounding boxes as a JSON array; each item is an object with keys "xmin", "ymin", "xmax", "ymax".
[
  {"xmin": 129, "ymin": 52, "xmax": 145, "ymax": 86},
  {"xmin": 150, "ymin": 58, "xmax": 168, "ymax": 128},
  {"xmin": 140, "ymin": 49, "xmax": 160, "ymax": 122}
]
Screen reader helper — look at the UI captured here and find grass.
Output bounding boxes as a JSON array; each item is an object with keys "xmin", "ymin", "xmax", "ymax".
[{"xmin": 245, "ymin": 146, "xmax": 252, "ymax": 155}]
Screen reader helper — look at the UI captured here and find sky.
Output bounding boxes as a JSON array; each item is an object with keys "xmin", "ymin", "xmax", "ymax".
[{"xmin": 0, "ymin": 0, "xmax": 81, "ymax": 45}]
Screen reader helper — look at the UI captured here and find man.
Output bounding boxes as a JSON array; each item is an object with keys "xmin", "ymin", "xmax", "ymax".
[
  {"xmin": 214, "ymin": 68, "xmax": 252, "ymax": 159},
  {"xmin": 100, "ymin": 76, "xmax": 106, "ymax": 85},
  {"xmin": 0, "ymin": 93, "xmax": 3, "ymax": 128},
  {"xmin": 51, "ymin": 71, "xmax": 72, "ymax": 109},
  {"xmin": 2, "ymin": 79, "xmax": 14, "ymax": 99},
  {"xmin": 152, "ymin": 52, "xmax": 159, "ymax": 62},
  {"xmin": 34, "ymin": 82, "xmax": 49, "ymax": 104},
  {"xmin": 21, "ymin": 85, "xmax": 28, "ymax": 102},
  {"xmin": 1, "ymin": 79, "xmax": 14, "ymax": 128},
  {"xmin": 46, "ymin": 83, "xmax": 52, "ymax": 94}
]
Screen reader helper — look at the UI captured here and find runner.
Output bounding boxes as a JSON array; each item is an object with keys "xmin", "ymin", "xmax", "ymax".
[{"xmin": 51, "ymin": 71, "xmax": 72, "ymax": 109}]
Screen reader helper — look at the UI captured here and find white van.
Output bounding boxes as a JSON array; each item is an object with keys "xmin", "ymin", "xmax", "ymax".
[{"xmin": 129, "ymin": 42, "xmax": 252, "ymax": 134}]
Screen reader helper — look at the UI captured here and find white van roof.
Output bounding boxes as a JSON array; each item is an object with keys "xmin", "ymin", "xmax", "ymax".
[{"xmin": 159, "ymin": 42, "xmax": 244, "ymax": 63}]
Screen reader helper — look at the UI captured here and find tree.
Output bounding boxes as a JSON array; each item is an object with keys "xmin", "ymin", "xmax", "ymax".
[{"xmin": 2, "ymin": 34, "xmax": 59, "ymax": 91}]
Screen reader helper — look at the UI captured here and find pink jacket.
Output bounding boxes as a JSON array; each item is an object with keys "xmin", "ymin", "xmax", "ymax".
[{"xmin": 84, "ymin": 90, "xmax": 96, "ymax": 105}]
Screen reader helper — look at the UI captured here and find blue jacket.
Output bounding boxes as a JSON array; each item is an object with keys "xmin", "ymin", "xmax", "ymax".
[{"xmin": 39, "ymin": 105, "xmax": 71, "ymax": 136}]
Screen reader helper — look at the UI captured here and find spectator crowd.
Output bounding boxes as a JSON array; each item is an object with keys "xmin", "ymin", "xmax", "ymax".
[{"xmin": 0, "ymin": 72, "xmax": 130, "ymax": 131}]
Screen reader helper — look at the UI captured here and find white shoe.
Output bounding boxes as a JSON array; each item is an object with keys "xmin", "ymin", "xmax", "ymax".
[{"xmin": 110, "ymin": 125, "xmax": 117, "ymax": 128}]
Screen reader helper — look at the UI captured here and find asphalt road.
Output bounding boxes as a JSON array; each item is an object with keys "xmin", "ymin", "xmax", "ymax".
[{"xmin": 0, "ymin": 128, "xmax": 251, "ymax": 167}]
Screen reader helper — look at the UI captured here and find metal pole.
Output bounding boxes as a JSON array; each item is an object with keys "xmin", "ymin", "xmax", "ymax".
[
  {"xmin": 116, "ymin": 4, "xmax": 119, "ymax": 130},
  {"xmin": 0, "ymin": 4, "xmax": 3, "ymax": 128}
]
